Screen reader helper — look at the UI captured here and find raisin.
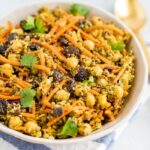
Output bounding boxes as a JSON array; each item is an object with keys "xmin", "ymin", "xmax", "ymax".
[
  {"xmin": 29, "ymin": 44, "xmax": 39, "ymax": 51},
  {"xmin": 0, "ymin": 100, "xmax": 8, "ymax": 115},
  {"xmin": 66, "ymin": 80, "xmax": 75, "ymax": 96},
  {"xmin": 53, "ymin": 69, "xmax": 64, "ymax": 82},
  {"xmin": 0, "ymin": 45, "xmax": 7, "ymax": 55},
  {"xmin": 53, "ymin": 107, "xmax": 63, "ymax": 117},
  {"xmin": 6, "ymin": 32, "xmax": 18, "ymax": 44},
  {"xmin": 58, "ymin": 36, "xmax": 69, "ymax": 46},
  {"xmin": 74, "ymin": 68, "xmax": 89, "ymax": 81},
  {"xmin": 63, "ymin": 45, "xmax": 80, "ymax": 57},
  {"xmin": 76, "ymin": 20, "xmax": 85, "ymax": 29},
  {"xmin": 32, "ymin": 81, "xmax": 39, "ymax": 89}
]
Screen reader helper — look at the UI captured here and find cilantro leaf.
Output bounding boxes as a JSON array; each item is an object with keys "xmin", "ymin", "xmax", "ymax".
[
  {"xmin": 34, "ymin": 18, "xmax": 47, "ymax": 33},
  {"xmin": 21, "ymin": 16, "xmax": 35, "ymax": 31},
  {"xmin": 81, "ymin": 76, "xmax": 95, "ymax": 86},
  {"xmin": 109, "ymin": 41, "xmax": 125, "ymax": 51},
  {"xmin": 20, "ymin": 88, "xmax": 36, "ymax": 108},
  {"xmin": 70, "ymin": 4, "xmax": 89, "ymax": 16},
  {"xmin": 20, "ymin": 54, "xmax": 37, "ymax": 70},
  {"xmin": 57, "ymin": 119, "xmax": 78, "ymax": 137}
]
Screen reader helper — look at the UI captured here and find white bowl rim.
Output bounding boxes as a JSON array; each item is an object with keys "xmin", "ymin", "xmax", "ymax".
[{"xmin": 0, "ymin": 0, "xmax": 148, "ymax": 145}]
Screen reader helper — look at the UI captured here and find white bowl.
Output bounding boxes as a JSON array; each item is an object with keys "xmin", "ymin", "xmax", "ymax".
[{"xmin": 0, "ymin": 1, "xmax": 148, "ymax": 145}]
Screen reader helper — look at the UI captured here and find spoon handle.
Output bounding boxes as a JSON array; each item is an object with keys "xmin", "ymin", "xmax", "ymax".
[{"xmin": 135, "ymin": 32, "xmax": 150, "ymax": 74}]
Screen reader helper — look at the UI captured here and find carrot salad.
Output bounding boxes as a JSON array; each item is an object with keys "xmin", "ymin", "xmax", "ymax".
[{"xmin": 0, "ymin": 4, "xmax": 135, "ymax": 139}]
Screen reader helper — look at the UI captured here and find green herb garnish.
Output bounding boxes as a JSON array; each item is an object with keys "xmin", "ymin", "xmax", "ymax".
[
  {"xmin": 70, "ymin": 4, "xmax": 89, "ymax": 16},
  {"xmin": 57, "ymin": 119, "xmax": 78, "ymax": 137},
  {"xmin": 20, "ymin": 54, "xmax": 37, "ymax": 70},
  {"xmin": 109, "ymin": 41, "xmax": 125, "ymax": 51},
  {"xmin": 34, "ymin": 18, "xmax": 47, "ymax": 33},
  {"xmin": 81, "ymin": 76, "xmax": 95, "ymax": 86},
  {"xmin": 20, "ymin": 88, "xmax": 36, "ymax": 108},
  {"xmin": 21, "ymin": 16, "xmax": 47, "ymax": 33},
  {"xmin": 21, "ymin": 16, "xmax": 35, "ymax": 31}
]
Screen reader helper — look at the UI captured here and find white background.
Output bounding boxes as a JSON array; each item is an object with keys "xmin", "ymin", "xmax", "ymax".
[{"xmin": 0, "ymin": 0, "xmax": 150, "ymax": 150}]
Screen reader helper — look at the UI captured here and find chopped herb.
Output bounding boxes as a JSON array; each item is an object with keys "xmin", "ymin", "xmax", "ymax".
[
  {"xmin": 21, "ymin": 16, "xmax": 47, "ymax": 33},
  {"xmin": 21, "ymin": 16, "xmax": 35, "ymax": 31},
  {"xmin": 109, "ymin": 41, "xmax": 125, "ymax": 51},
  {"xmin": 34, "ymin": 18, "xmax": 47, "ymax": 33},
  {"xmin": 57, "ymin": 119, "xmax": 78, "ymax": 137},
  {"xmin": 20, "ymin": 88, "xmax": 36, "ymax": 108},
  {"xmin": 81, "ymin": 76, "xmax": 95, "ymax": 86},
  {"xmin": 20, "ymin": 54, "xmax": 37, "ymax": 70},
  {"xmin": 70, "ymin": 4, "xmax": 89, "ymax": 16}
]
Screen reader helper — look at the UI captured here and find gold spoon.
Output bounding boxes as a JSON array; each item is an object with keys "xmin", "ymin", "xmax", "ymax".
[{"xmin": 115, "ymin": 0, "xmax": 150, "ymax": 73}]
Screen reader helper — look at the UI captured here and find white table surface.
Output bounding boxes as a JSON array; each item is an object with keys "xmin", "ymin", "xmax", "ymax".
[{"xmin": 0, "ymin": 0, "xmax": 150, "ymax": 150}]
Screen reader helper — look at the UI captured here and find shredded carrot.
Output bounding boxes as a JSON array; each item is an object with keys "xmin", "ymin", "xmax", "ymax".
[
  {"xmin": 0, "ymin": 94, "xmax": 20, "ymax": 100},
  {"xmin": 46, "ymin": 79, "xmax": 66, "ymax": 102},
  {"xmin": 64, "ymin": 34, "xmax": 94, "ymax": 58},
  {"xmin": 47, "ymin": 108, "xmax": 71, "ymax": 126},
  {"xmin": 93, "ymin": 51, "xmax": 111, "ymax": 64},
  {"xmin": 72, "ymin": 25, "xmax": 100, "ymax": 45},
  {"xmin": 39, "ymin": 50, "xmax": 46, "ymax": 79},
  {"xmin": 13, "ymin": 83, "xmax": 23, "ymax": 89},
  {"xmin": 16, "ymin": 79, "xmax": 32, "ymax": 88},
  {"xmin": 113, "ymin": 68, "xmax": 126, "ymax": 84},
  {"xmin": 0, "ymin": 21, "xmax": 13, "ymax": 43},
  {"xmin": 0, "ymin": 55, "xmax": 20, "ymax": 66},
  {"xmin": 56, "ymin": 46, "xmax": 64, "ymax": 52},
  {"xmin": 113, "ymin": 56, "xmax": 134, "ymax": 84},
  {"xmin": 86, "ymin": 24, "xmax": 124, "ymax": 35},
  {"xmin": 49, "ymin": 16, "xmax": 84, "ymax": 44},
  {"xmin": 34, "ymin": 64, "xmax": 50, "ymax": 73},
  {"xmin": 99, "ymin": 64, "xmax": 118, "ymax": 70},
  {"xmin": 0, "ymin": 55, "xmax": 50, "ymax": 73},
  {"xmin": 0, "ymin": 76, "xmax": 8, "ymax": 80},
  {"xmin": 32, "ymin": 40, "xmax": 67, "ymax": 63},
  {"xmin": 51, "ymin": 60, "xmax": 67, "ymax": 74},
  {"xmin": 21, "ymin": 113, "xmax": 35, "ymax": 119},
  {"xmin": 15, "ymin": 24, "xmax": 20, "ymax": 29},
  {"xmin": 90, "ymin": 89, "xmax": 100, "ymax": 96},
  {"xmin": 32, "ymin": 101, "xmax": 36, "ymax": 115},
  {"xmin": 0, "ymin": 87, "xmax": 11, "ymax": 92},
  {"xmin": 48, "ymin": 15, "xmax": 70, "ymax": 36}
]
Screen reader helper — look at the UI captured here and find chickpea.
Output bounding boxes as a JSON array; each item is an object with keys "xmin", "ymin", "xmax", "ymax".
[
  {"xmin": 66, "ymin": 57, "xmax": 79, "ymax": 69},
  {"xmin": 105, "ymin": 110, "xmax": 115, "ymax": 121},
  {"xmin": 54, "ymin": 89, "xmax": 70, "ymax": 101},
  {"xmin": 85, "ymin": 93, "xmax": 96, "ymax": 108},
  {"xmin": 113, "ymin": 51, "xmax": 122, "ymax": 62},
  {"xmin": 79, "ymin": 123, "xmax": 92, "ymax": 136},
  {"xmin": 92, "ymin": 16, "xmax": 103, "ymax": 25},
  {"xmin": 54, "ymin": 8, "xmax": 66, "ymax": 17},
  {"xmin": 10, "ymin": 39, "xmax": 23, "ymax": 53},
  {"xmin": 12, "ymin": 29, "xmax": 23, "ymax": 35},
  {"xmin": 97, "ymin": 78, "xmax": 108, "ymax": 87},
  {"xmin": 120, "ymin": 71, "xmax": 131, "ymax": 85},
  {"xmin": 0, "ymin": 80, "xmax": 5, "ymax": 87},
  {"xmin": 82, "ymin": 56, "xmax": 92, "ymax": 67},
  {"xmin": 91, "ymin": 65, "xmax": 103, "ymax": 77},
  {"xmin": 97, "ymin": 94, "xmax": 110, "ymax": 109},
  {"xmin": 83, "ymin": 40, "xmax": 95, "ymax": 50},
  {"xmin": 8, "ymin": 53, "xmax": 18, "ymax": 61},
  {"xmin": 74, "ymin": 84, "xmax": 90, "ymax": 97},
  {"xmin": 9, "ymin": 116, "xmax": 23, "ymax": 130},
  {"xmin": 38, "ymin": 7, "xmax": 51, "ymax": 13},
  {"xmin": 43, "ymin": 133, "xmax": 55, "ymax": 139},
  {"xmin": 0, "ymin": 64, "xmax": 14, "ymax": 77},
  {"xmin": 25, "ymin": 121, "xmax": 41, "ymax": 137},
  {"xmin": 114, "ymin": 85, "xmax": 124, "ymax": 99}
]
